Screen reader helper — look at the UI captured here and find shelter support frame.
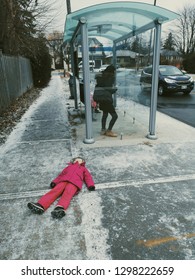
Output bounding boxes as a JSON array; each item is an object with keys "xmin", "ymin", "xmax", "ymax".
[
  {"xmin": 80, "ymin": 18, "xmax": 95, "ymax": 144},
  {"xmin": 64, "ymin": 2, "xmax": 179, "ymax": 144},
  {"xmin": 70, "ymin": 18, "xmax": 95, "ymax": 144},
  {"xmin": 147, "ymin": 20, "xmax": 162, "ymax": 140},
  {"xmin": 112, "ymin": 42, "xmax": 117, "ymax": 107},
  {"xmin": 70, "ymin": 42, "xmax": 78, "ymax": 110},
  {"xmin": 70, "ymin": 18, "xmax": 163, "ymax": 144}
]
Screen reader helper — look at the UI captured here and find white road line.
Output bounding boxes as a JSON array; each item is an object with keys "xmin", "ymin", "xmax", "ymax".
[
  {"xmin": 78, "ymin": 191, "xmax": 111, "ymax": 259},
  {"xmin": 0, "ymin": 189, "xmax": 48, "ymax": 201},
  {"xmin": 0, "ymin": 173, "xmax": 195, "ymax": 201},
  {"xmin": 24, "ymin": 119, "xmax": 68, "ymax": 122},
  {"xmin": 96, "ymin": 173, "xmax": 195, "ymax": 190},
  {"xmin": 15, "ymin": 139, "xmax": 71, "ymax": 144}
]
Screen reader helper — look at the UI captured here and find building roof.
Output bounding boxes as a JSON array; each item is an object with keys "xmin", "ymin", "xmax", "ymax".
[
  {"xmin": 106, "ymin": 49, "xmax": 143, "ymax": 58},
  {"xmin": 161, "ymin": 49, "xmax": 181, "ymax": 57}
]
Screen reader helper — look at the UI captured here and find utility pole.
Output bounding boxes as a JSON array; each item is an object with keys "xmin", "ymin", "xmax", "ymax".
[
  {"xmin": 66, "ymin": 0, "xmax": 71, "ymax": 14},
  {"xmin": 147, "ymin": 0, "xmax": 157, "ymax": 64},
  {"xmin": 65, "ymin": 0, "xmax": 71, "ymax": 71}
]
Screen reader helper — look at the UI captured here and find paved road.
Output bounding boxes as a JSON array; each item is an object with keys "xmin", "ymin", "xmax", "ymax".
[{"xmin": 157, "ymin": 90, "xmax": 195, "ymax": 127}]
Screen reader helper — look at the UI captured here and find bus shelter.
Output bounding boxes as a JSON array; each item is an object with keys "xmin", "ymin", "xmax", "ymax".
[{"xmin": 63, "ymin": 2, "xmax": 179, "ymax": 144}]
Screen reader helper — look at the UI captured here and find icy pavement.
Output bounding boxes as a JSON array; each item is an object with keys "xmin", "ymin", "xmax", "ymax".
[{"xmin": 1, "ymin": 74, "xmax": 195, "ymax": 260}]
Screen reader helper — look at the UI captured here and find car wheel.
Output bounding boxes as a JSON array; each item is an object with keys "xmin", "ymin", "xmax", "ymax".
[
  {"xmin": 183, "ymin": 90, "xmax": 191, "ymax": 95},
  {"xmin": 140, "ymin": 83, "xmax": 144, "ymax": 91},
  {"xmin": 158, "ymin": 85, "xmax": 164, "ymax": 96},
  {"xmin": 140, "ymin": 82, "xmax": 145, "ymax": 92}
]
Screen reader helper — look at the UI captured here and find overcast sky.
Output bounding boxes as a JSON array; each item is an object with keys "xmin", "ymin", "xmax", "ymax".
[
  {"xmin": 70, "ymin": 0, "xmax": 194, "ymax": 12},
  {"xmin": 44, "ymin": 0, "xmax": 195, "ymax": 33}
]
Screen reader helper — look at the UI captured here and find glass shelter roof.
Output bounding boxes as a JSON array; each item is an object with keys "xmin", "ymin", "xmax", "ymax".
[{"xmin": 64, "ymin": 1, "xmax": 179, "ymax": 44}]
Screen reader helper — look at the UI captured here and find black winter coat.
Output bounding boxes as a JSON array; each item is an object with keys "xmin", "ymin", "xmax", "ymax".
[{"xmin": 95, "ymin": 72, "xmax": 117, "ymax": 112}]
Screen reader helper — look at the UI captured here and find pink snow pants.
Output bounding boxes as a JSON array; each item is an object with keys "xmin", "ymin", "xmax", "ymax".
[{"xmin": 38, "ymin": 182, "xmax": 78, "ymax": 210}]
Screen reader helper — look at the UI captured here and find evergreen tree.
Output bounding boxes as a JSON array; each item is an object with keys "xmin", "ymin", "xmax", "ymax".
[
  {"xmin": 163, "ymin": 32, "xmax": 176, "ymax": 51},
  {"xmin": 130, "ymin": 36, "xmax": 140, "ymax": 53},
  {"xmin": 0, "ymin": 0, "xmax": 52, "ymax": 86}
]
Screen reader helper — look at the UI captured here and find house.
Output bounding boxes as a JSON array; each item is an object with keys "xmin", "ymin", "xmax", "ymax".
[
  {"xmin": 106, "ymin": 50, "xmax": 144, "ymax": 68},
  {"xmin": 77, "ymin": 37, "xmax": 112, "ymax": 68},
  {"xmin": 160, "ymin": 49, "xmax": 182, "ymax": 67}
]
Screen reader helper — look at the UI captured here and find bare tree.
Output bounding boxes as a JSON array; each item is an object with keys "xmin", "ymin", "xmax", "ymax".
[
  {"xmin": 36, "ymin": 0, "xmax": 66, "ymax": 33},
  {"xmin": 47, "ymin": 31, "xmax": 64, "ymax": 69},
  {"xmin": 175, "ymin": 4, "xmax": 195, "ymax": 54}
]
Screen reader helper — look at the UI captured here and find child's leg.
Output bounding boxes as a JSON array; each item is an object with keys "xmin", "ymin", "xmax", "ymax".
[
  {"xmin": 38, "ymin": 182, "xmax": 67, "ymax": 210},
  {"xmin": 57, "ymin": 183, "xmax": 78, "ymax": 210}
]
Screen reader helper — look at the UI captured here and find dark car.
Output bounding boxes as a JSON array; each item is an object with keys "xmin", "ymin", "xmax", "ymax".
[{"xmin": 140, "ymin": 65, "xmax": 194, "ymax": 95}]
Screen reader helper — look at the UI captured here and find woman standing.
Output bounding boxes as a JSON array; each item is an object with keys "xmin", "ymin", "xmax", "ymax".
[{"xmin": 95, "ymin": 65, "xmax": 118, "ymax": 137}]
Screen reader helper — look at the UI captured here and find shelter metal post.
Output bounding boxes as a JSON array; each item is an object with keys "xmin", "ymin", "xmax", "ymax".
[
  {"xmin": 80, "ymin": 17, "xmax": 95, "ymax": 144},
  {"xmin": 112, "ymin": 42, "xmax": 117, "ymax": 107},
  {"xmin": 147, "ymin": 20, "xmax": 162, "ymax": 140},
  {"xmin": 70, "ymin": 42, "xmax": 78, "ymax": 109}
]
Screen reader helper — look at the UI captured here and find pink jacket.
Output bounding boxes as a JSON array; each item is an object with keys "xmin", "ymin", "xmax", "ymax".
[{"xmin": 52, "ymin": 162, "xmax": 95, "ymax": 191}]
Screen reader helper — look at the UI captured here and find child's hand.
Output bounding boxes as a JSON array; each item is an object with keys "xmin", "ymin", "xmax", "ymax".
[
  {"xmin": 50, "ymin": 182, "xmax": 56, "ymax": 188},
  {"xmin": 88, "ymin": 186, "xmax": 95, "ymax": 191}
]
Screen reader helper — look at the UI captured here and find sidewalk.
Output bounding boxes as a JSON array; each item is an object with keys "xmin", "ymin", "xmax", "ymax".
[{"xmin": 0, "ymin": 73, "xmax": 195, "ymax": 260}]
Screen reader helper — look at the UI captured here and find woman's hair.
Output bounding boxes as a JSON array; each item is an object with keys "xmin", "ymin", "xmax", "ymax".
[
  {"xmin": 95, "ymin": 75, "xmax": 104, "ymax": 86},
  {"xmin": 95, "ymin": 65, "xmax": 115, "ymax": 87},
  {"xmin": 103, "ymin": 64, "xmax": 115, "ymax": 74}
]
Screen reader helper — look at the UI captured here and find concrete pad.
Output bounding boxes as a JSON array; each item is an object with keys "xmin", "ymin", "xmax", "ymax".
[
  {"xmin": 0, "ymin": 197, "xmax": 87, "ymax": 259},
  {"xmin": 0, "ymin": 140, "xmax": 72, "ymax": 193},
  {"xmin": 100, "ymin": 180, "xmax": 195, "ymax": 260},
  {"xmin": 70, "ymin": 97, "xmax": 195, "ymax": 147},
  {"xmin": 77, "ymin": 142, "xmax": 195, "ymax": 184},
  {"xmin": 20, "ymin": 120, "xmax": 70, "ymax": 142}
]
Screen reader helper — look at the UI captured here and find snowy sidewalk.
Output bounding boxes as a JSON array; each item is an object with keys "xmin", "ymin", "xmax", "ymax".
[{"xmin": 1, "ymin": 73, "xmax": 195, "ymax": 261}]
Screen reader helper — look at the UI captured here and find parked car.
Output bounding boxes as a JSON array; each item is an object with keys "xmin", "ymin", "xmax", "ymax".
[
  {"xmin": 140, "ymin": 65, "xmax": 194, "ymax": 95},
  {"xmin": 78, "ymin": 60, "xmax": 95, "ymax": 71}
]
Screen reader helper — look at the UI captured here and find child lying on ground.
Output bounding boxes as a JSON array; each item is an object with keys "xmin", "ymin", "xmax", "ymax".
[{"xmin": 27, "ymin": 157, "xmax": 95, "ymax": 219}]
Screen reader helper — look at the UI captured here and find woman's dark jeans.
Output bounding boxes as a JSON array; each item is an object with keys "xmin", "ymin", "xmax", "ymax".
[{"xmin": 102, "ymin": 110, "xmax": 118, "ymax": 131}]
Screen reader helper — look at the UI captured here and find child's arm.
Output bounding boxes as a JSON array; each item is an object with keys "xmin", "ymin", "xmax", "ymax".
[
  {"xmin": 50, "ymin": 166, "xmax": 68, "ymax": 187},
  {"xmin": 50, "ymin": 182, "xmax": 56, "ymax": 188},
  {"xmin": 84, "ymin": 167, "xmax": 95, "ymax": 191}
]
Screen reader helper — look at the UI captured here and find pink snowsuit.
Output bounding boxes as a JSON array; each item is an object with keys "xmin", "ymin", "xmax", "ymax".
[{"xmin": 38, "ymin": 161, "xmax": 95, "ymax": 210}]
